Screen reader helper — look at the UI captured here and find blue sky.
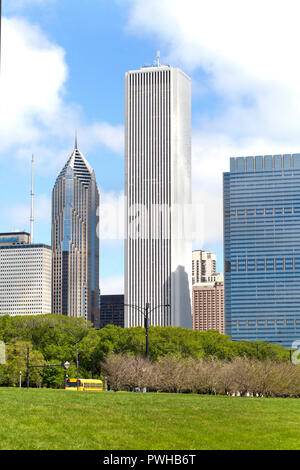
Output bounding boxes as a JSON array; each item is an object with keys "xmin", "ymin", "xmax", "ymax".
[{"xmin": 2, "ymin": 0, "xmax": 300, "ymax": 293}]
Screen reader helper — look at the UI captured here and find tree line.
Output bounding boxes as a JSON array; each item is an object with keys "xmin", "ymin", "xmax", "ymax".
[
  {"xmin": 102, "ymin": 354, "xmax": 300, "ymax": 397},
  {"xmin": 0, "ymin": 314, "xmax": 292, "ymax": 388}
]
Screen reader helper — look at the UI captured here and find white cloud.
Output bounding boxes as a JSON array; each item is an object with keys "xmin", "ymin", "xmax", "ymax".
[
  {"xmin": 0, "ymin": 17, "xmax": 67, "ymax": 150},
  {"xmin": 100, "ymin": 275, "xmax": 124, "ymax": 295},
  {"xmin": 81, "ymin": 123, "xmax": 124, "ymax": 156},
  {"xmin": 124, "ymin": 0, "xmax": 300, "ymax": 247},
  {"xmin": 0, "ymin": 17, "xmax": 123, "ymax": 161}
]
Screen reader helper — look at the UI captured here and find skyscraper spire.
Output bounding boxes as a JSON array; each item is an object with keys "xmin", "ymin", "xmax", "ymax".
[
  {"xmin": 75, "ymin": 129, "xmax": 78, "ymax": 150},
  {"xmin": 30, "ymin": 154, "xmax": 34, "ymax": 244}
]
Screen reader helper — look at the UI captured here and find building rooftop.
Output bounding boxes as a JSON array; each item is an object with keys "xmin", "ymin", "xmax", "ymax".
[
  {"xmin": 0, "ymin": 244, "xmax": 51, "ymax": 251},
  {"xmin": 0, "ymin": 232, "xmax": 30, "ymax": 236},
  {"xmin": 228, "ymin": 154, "xmax": 300, "ymax": 173}
]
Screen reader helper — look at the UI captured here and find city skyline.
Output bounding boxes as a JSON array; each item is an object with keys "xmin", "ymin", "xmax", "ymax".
[
  {"xmin": 1, "ymin": 0, "xmax": 300, "ymax": 455},
  {"xmin": 2, "ymin": 1, "xmax": 300, "ymax": 295}
]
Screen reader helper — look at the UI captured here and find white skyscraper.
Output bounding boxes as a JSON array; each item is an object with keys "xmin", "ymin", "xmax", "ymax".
[{"xmin": 125, "ymin": 62, "xmax": 192, "ymax": 328}]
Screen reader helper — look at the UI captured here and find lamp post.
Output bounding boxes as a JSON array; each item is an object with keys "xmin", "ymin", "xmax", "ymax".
[
  {"xmin": 125, "ymin": 303, "xmax": 171, "ymax": 357},
  {"xmin": 64, "ymin": 361, "xmax": 70, "ymax": 389}
]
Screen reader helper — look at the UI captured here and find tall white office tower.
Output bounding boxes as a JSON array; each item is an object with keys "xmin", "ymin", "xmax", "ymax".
[{"xmin": 125, "ymin": 62, "xmax": 192, "ymax": 328}]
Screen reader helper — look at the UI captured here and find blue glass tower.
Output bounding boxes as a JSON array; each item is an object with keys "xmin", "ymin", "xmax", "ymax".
[{"xmin": 224, "ymin": 154, "xmax": 300, "ymax": 348}]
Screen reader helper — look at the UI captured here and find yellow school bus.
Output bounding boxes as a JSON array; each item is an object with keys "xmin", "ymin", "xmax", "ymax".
[{"xmin": 65, "ymin": 378, "xmax": 103, "ymax": 391}]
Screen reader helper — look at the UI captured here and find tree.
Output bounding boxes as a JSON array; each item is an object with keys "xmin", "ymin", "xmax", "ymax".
[{"xmin": 0, "ymin": 341, "xmax": 44, "ymax": 387}]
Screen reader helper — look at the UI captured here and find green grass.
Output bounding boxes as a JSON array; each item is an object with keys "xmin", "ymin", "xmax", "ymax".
[{"xmin": 0, "ymin": 388, "xmax": 299, "ymax": 450}]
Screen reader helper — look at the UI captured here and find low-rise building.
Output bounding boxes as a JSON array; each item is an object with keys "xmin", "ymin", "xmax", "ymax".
[{"xmin": 192, "ymin": 277, "xmax": 224, "ymax": 334}]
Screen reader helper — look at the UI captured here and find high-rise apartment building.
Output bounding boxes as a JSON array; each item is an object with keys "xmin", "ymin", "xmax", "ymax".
[
  {"xmin": 192, "ymin": 250, "xmax": 217, "ymax": 285},
  {"xmin": 192, "ymin": 280, "xmax": 224, "ymax": 334},
  {"xmin": 224, "ymin": 154, "xmax": 300, "ymax": 348},
  {"xmin": 52, "ymin": 140, "xmax": 100, "ymax": 324},
  {"xmin": 0, "ymin": 233, "xmax": 51, "ymax": 316},
  {"xmin": 125, "ymin": 63, "xmax": 192, "ymax": 328}
]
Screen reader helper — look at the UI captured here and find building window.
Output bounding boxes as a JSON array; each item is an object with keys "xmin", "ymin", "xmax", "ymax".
[{"xmin": 225, "ymin": 260, "xmax": 231, "ymax": 273}]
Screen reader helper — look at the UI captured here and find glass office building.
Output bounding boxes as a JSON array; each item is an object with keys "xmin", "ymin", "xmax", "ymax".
[
  {"xmin": 224, "ymin": 154, "xmax": 300, "ymax": 348},
  {"xmin": 52, "ymin": 140, "xmax": 100, "ymax": 324},
  {"xmin": 98, "ymin": 295, "xmax": 124, "ymax": 329}
]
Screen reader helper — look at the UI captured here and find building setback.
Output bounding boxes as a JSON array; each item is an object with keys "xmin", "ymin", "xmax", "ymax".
[
  {"xmin": 125, "ymin": 64, "xmax": 192, "ymax": 328},
  {"xmin": 192, "ymin": 281, "xmax": 224, "ymax": 334},
  {"xmin": 52, "ymin": 140, "xmax": 100, "ymax": 324},
  {"xmin": 224, "ymin": 154, "xmax": 300, "ymax": 348},
  {"xmin": 0, "ymin": 233, "xmax": 51, "ymax": 316}
]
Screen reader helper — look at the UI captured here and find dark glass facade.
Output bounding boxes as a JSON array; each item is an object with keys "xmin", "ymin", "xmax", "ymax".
[
  {"xmin": 224, "ymin": 154, "xmax": 300, "ymax": 348},
  {"xmin": 97, "ymin": 295, "xmax": 124, "ymax": 329}
]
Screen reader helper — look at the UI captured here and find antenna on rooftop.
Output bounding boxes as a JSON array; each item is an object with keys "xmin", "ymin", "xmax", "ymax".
[
  {"xmin": 30, "ymin": 155, "xmax": 34, "ymax": 244},
  {"xmin": 156, "ymin": 50, "xmax": 160, "ymax": 66}
]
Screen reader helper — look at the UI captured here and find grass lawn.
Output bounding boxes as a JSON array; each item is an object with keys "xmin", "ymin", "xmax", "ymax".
[{"xmin": 0, "ymin": 388, "xmax": 299, "ymax": 450}]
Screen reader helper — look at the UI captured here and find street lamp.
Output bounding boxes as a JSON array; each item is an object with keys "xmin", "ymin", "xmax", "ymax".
[
  {"xmin": 125, "ymin": 303, "xmax": 171, "ymax": 357},
  {"xmin": 64, "ymin": 361, "xmax": 70, "ymax": 389}
]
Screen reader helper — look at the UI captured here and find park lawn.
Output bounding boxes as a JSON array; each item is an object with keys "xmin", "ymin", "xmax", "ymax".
[{"xmin": 0, "ymin": 389, "xmax": 299, "ymax": 450}]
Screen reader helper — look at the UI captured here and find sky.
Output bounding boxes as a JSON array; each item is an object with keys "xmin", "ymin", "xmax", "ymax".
[{"xmin": 2, "ymin": 0, "xmax": 300, "ymax": 294}]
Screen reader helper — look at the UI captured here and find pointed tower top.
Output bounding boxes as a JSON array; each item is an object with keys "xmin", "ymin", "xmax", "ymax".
[{"xmin": 75, "ymin": 129, "xmax": 78, "ymax": 150}]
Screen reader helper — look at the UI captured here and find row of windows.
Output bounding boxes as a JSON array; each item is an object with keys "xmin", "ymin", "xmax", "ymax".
[
  {"xmin": 225, "ymin": 207, "xmax": 297, "ymax": 217},
  {"xmin": 235, "ymin": 318, "xmax": 298, "ymax": 327},
  {"xmin": 225, "ymin": 258, "xmax": 300, "ymax": 272}
]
